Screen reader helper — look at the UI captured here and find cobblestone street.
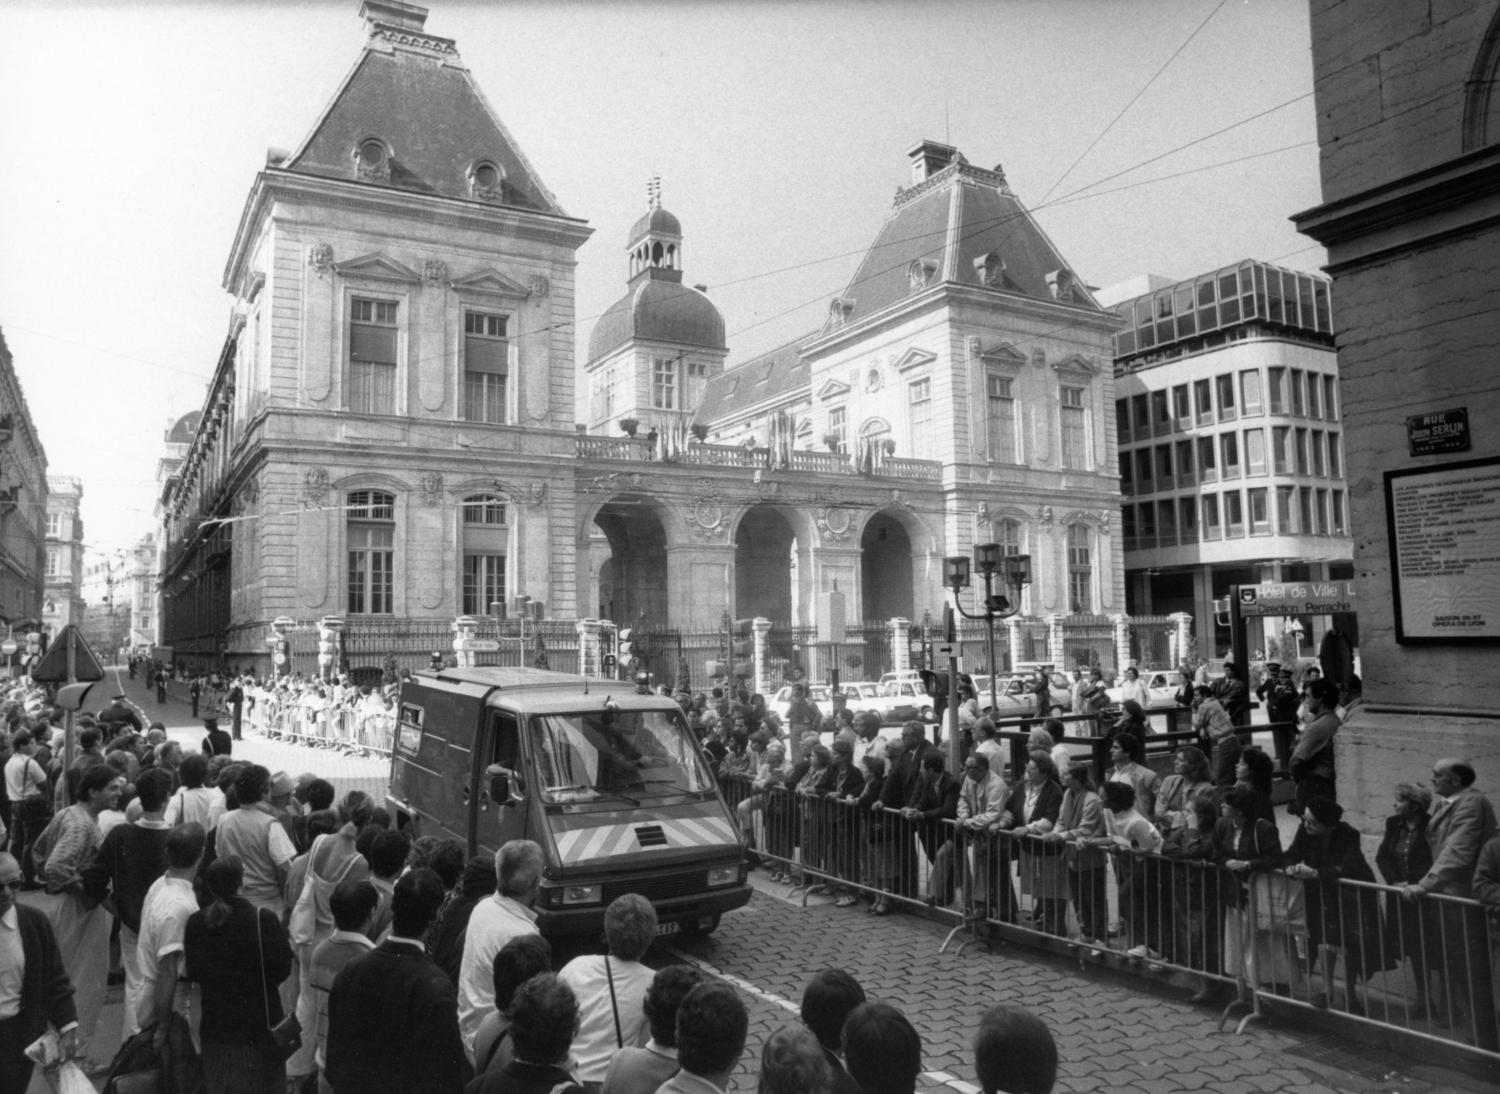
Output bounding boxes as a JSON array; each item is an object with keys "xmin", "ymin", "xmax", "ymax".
[{"xmin": 93, "ymin": 668, "xmax": 1488, "ymax": 1094}]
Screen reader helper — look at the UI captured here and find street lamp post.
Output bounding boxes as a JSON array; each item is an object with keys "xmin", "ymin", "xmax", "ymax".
[{"xmin": 944, "ymin": 546, "xmax": 1032, "ymax": 714}]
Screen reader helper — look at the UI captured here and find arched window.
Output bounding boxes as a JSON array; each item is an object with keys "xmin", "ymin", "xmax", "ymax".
[
  {"xmin": 347, "ymin": 490, "xmax": 395, "ymax": 614},
  {"xmin": 1067, "ymin": 523, "xmax": 1092, "ymax": 614},
  {"xmin": 462, "ymin": 494, "xmax": 507, "ymax": 614}
]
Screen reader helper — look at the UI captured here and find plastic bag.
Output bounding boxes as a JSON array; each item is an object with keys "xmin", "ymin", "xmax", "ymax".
[{"xmin": 49, "ymin": 1061, "xmax": 96, "ymax": 1094}]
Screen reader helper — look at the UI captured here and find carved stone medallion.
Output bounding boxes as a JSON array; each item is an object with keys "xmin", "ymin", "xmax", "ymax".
[
  {"xmin": 816, "ymin": 506, "xmax": 852, "ymax": 543},
  {"xmin": 419, "ymin": 472, "xmax": 444, "ymax": 506},
  {"xmin": 423, "ymin": 259, "xmax": 448, "ymax": 284},
  {"xmin": 308, "ymin": 243, "xmax": 333, "ymax": 272}
]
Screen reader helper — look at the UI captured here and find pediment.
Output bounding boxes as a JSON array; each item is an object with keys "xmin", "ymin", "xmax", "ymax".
[
  {"xmin": 333, "ymin": 252, "xmax": 421, "ymax": 284},
  {"xmin": 977, "ymin": 341, "xmax": 1028, "ymax": 368},
  {"xmin": 451, "ymin": 267, "xmax": 531, "ymax": 298},
  {"xmin": 894, "ymin": 347, "xmax": 937, "ymax": 372},
  {"xmin": 816, "ymin": 377, "xmax": 852, "ymax": 400},
  {"xmin": 1052, "ymin": 352, "xmax": 1101, "ymax": 375}
]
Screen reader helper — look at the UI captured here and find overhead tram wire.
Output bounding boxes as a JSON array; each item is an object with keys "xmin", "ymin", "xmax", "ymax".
[
  {"xmin": 1036, "ymin": 0, "xmax": 1230, "ymax": 207},
  {"xmin": 8, "ymin": 96, "xmax": 1323, "ymax": 390}
]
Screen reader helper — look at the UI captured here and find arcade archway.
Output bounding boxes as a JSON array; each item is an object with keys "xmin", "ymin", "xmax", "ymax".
[
  {"xmin": 860, "ymin": 511, "xmax": 914, "ymax": 621},
  {"xmin": 592, "ymin": 495, "xmax": 670, "ymax": 626},
  {"xmin": 734, "ymin": 504, "xmax": 799, "ymax": 623}
]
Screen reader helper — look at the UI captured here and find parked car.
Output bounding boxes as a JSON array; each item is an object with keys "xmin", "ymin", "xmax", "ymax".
[
  {"xmin": 862, "ymin": 678, "xmax": 936, "ymax": 725},
  {"xmin": 1104, "ymin": 669, "xmax": 1180, "ymax": 710},
  {"xmin": 971, "ymin": 671, "xmax": 1072, "ymax": 717},
  {"xmin": 767, "ymin": 683, "xmax": 833, "ymax": 724}
]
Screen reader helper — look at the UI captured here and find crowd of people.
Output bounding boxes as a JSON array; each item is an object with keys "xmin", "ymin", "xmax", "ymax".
[
  {"xmin": 1, "ymin": 658, "xmax": 1498, "ymax": 1093},
  {"xmin": 697, "ymin": 670, "xmax": 1500, "ymax": 1051}
]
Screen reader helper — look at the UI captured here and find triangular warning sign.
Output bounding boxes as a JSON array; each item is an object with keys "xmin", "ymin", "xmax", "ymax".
[{"xmin": 31, "ymin": 624, "xmax": 107, "ymax": 683}]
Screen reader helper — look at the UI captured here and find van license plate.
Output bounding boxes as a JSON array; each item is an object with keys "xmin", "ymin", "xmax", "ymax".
[{"xmin": 655, "ymin": 921, "xmax": 680, "ymax": 937}]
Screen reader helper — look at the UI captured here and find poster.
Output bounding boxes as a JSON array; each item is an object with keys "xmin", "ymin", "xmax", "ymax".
[{"xmin": 1385, "ymin": 457, "xmax": 1500, "ymax": 643}]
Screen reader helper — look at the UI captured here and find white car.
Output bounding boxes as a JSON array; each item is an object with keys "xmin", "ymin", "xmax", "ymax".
[
  {"xmin": 767, "ymin": 683, "xmax": 832, "ymax": 724},
  {"xmin": 861, "ymin": 678, "xmax": 936, "ymax": 725},
  {"xmin": 1105, "ymin": 670, "xmax": 1180, "ymax": 710},
  {"xmin": 971, "ymin": 672, "xmax": 1073, "ymax": 717}
]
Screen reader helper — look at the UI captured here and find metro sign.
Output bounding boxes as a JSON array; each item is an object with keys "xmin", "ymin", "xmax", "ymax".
[{"xmin": 1235, "ymin": 580, "xmax": 1356, "ymax": 617}]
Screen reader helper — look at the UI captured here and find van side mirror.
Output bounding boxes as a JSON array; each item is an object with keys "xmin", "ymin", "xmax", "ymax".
[{"xmin": 485, "ymin": 763, "xmax": 524, "ymax": 806}]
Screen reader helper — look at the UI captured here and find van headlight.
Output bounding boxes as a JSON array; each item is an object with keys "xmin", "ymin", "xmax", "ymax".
[
  {"xmin": 706, "ymin": 866, "xmax": 738, "ymax": 888},
  {"xmin": 560, "ymin": 884, "xmax": 602, "ymax": 905}
]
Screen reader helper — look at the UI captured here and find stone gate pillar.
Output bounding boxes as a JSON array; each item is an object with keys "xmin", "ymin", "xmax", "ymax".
[
  {"xmin": 1047, "ymin": 613, "xmax": 1065, "ymax": 666},
  {"xmin": 1170, "ymin": 611, "xmax": 1193, "ymax": 668},
  {"xmin": 1111, "ymin": 613, "xmax": 1130, "ymax": 672},
  {"xmin": 752, "ymin": 617, "xmax": 773, "ymax": 697},
  {"xmin": 576, "ymin": 618, "xmax": 603, "ymax": 678},
  {"xmin": 890, "ymin": 617, "xmax": 911, "ymax": 676},
  {"xmin": 1007, "ymin": 617, "xmax": 1023, "ymax": 673}
]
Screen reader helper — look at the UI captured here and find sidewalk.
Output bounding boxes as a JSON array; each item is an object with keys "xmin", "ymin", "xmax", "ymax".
[{"xmin": 108, "ymin": 667, "xmax": 388, "ymax": 803}]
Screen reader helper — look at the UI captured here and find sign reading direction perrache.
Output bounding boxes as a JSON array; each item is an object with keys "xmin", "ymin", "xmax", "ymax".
[
  {"xmin": 1385, "ymin": 456, "xmax": 1500, "ymax": 643},
  {"xmin": 1406, "ymin": 408, "xmax": 1470, "ymax": 456},
  {"xmin": 1235, "ymin": 580, "xmax": 1356, "ymax": 618}
]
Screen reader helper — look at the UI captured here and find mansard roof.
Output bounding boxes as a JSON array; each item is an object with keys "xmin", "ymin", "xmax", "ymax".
[
  {"xmin": 694, "ymin": 331, "xmax": 815, "ymax": 425},
  {"xmin": 826, "ymin": 151, "xmax": 1103, "ymax": 333},
  {"xmin": 282, "ymin": 21, "xmax": 565, "ymax": 215}
]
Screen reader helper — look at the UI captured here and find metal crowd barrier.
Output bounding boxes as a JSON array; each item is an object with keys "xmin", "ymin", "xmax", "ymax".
[
  {"xmin": 245, "ymin": 695, "xmax": 396, "ymax": 758},
  {"xmin": 722, "ymin": 772, "xmax": 1500, "ymax": 1069}
]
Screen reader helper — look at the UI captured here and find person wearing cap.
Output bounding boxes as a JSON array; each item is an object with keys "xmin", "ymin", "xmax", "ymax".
[
  {"xmin": 102, "ymin": 694, "xmax": 145, "ymax": 735},
  {"xmin": 201, "ymin": 717, "xmax": 232, "ymax": 757},
  {"xmin": 1284, "ymin": 797, "xmax": 1386, "ymax": 1012}
]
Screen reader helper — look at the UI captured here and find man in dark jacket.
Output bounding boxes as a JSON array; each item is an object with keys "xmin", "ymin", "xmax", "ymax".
[
  {"xmin": 326, "ymin": 868, "xmax": 465, "ymax": 1094},
  {"xmin": 202, "ymin": 717, "xmax": 233, "ymax": 757},
  {"xmin": 466, "ymin": 973, "xmax": 584, "ymax": 1094},
  {"xmin": 0, "ymin": 851, "xmax": 78, "ymax": 1092},
  {"xmin": 874, "ymin": 721, "xmax": 939, "ymax": 912}
]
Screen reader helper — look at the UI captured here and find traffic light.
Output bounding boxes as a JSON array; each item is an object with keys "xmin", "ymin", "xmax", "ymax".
[
  {"xmin": 731, "ymin": 619, "xmax": 754, "ymax": 680},
  {"xmin": 617, "ymin": 628, "xmax": 635, "ymax": 673},
  {"xmin": 918, "ymin": 669, "xmax": 949, "ymax": 723}
]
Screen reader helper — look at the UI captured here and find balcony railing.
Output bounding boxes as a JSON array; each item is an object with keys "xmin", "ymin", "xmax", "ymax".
[{"xmin": 574, "ymin": 437, "xmax": 944, "ymax": 480}]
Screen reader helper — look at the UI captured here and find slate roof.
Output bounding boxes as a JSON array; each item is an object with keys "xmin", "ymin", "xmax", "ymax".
[
  {"xmin": 587, "ymin": 279, "xmax": 727, "ymax": 360},
  {"xmin": 285, "ymin": 41, "xmax": 563, "ymax": 215},
  {"xmin": 829, "ymin": 160, "xmax": 1102, "ymax": 330},
  {"xmin": 693, "ymin": 331, "xmax": 815, "ymax": 425}
]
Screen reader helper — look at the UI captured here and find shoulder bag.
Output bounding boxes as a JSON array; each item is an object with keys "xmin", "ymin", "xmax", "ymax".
[
  {"xmin": 255, "ymin": 908, "xmax": 303, "ymax": 1060},
  {"xmin": 604, "ymin": 955, "xmax": 624, "ymax": 1049}
]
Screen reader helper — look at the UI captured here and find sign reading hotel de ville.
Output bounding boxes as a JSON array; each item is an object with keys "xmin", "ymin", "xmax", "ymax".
[
  {"xmin": 1236, "ymin": 580, "xmax": 1355, "ymax": 617},
  {"xmin": 1385, "ymin": 456, "xmax": 1500, "ymax": 643}
]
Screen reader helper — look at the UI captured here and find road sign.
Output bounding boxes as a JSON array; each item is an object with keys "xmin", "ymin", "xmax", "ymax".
[
  {"xmin": 0, "ymin": 639, "xmax": 16, "ymax": 656},
  {"xmin": 458, "ymin": 638, "xmax": 501, "ymax": 652},
  {"xmin": 1234, "ymin": 580, "xmax": 1356, "ymax": 618},
  {"xmin": 31, "ymin": 624, "xmax": 107, "ymax": 683}
]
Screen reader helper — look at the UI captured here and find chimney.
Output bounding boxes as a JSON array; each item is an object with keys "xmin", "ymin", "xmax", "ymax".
[
  {"xmin": 907, "ymin": 139, "xmax": 959, "ymax": 184},
  {"xmin": 360, "ymin": 0, "xmax": 428, "ymax": 31}
]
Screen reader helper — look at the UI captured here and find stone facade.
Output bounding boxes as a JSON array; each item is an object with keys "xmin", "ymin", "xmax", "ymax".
[
  {"xmin": 1294, "ymin": 1, "xmax": 1500, "ymax": 829},
  {"xmin": 43, "ymin": 477, "xmax": 84, "ymax": 633},
  {"xmin": 159, "ymin": 7, "xmax": 1125, "ymax": 677},
  {"xmin": 0, "ymin": 330, "xmax": 48, "ymax": 637}
]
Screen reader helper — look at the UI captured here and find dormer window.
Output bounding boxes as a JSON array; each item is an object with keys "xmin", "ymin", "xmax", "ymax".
[
  {"xmin": 468, "ymin": 159, "xmax": 504, "ymax": 201},
  {"xmin": 354, "ymin": 137, "xmax": 391, "ymax": 182},
  {"xmin": 908, "ymin": 260, "xmax": 937, "ymax": 292},
  {"xmin": 974, "ymin": 252, "xmax": 1004, "ymax": 288}
]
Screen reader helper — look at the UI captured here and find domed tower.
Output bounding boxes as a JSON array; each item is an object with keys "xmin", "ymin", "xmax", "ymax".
[{"xmin": 584, "ymin": 181, "xmax": 727, "ymax": 436}]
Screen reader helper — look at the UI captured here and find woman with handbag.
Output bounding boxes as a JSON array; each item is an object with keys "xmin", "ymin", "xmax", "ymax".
[
  {"xmin": 34, "ymin": 763, "xmax": 122, "ymax": 1069},
  {"xmin": 185, "ymin": 856, "xmax": 296, "ymax": 1094},
  {"xmin": 1213, "ymin": 785, "xmax": 1295, "ymax": 996}
]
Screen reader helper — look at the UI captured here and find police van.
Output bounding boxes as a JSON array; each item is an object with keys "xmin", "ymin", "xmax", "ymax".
[{"xmin": 387, "ymin": 666, "xmax": 750, "ymax": 936}]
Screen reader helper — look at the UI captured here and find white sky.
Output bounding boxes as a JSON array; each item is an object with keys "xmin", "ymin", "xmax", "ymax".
[{"xmin": 0, "ymin": 0, "xmax": 1325, "ymax": 556}]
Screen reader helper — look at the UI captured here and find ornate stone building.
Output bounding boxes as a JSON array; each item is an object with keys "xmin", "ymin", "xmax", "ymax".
[
  {"xmin": 0, "ymin": 329, "xmax": 48, "ymax": 640},
  {"xmin": 159, "ymin": 3, "xmax": 1125, "ymax": 678},
  {"xmin": 43, "ymin": 477, "xmax": 85, "ymax": 634}
]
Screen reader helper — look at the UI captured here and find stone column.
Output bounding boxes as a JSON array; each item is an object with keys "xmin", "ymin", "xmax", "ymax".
[
  {"xmin": 575, "ymin": 618, "xmax": 604, "ymax": 678},
  {"xmin": 752, "ymin": 617, "xmax": 773, "ymax": 697},
  {"xmin": 1007, "ymin": 617, "xmax": 1024, "ymax": 673},
  {"xmin": 452, "ymin": 615, "xmax": 479, "ymax": 669},
  {"xmin": 890, "ymin": 617, "xmax": 911, "ymax": 675},
  {"xmin": 1111, "ymin": 613, "xmax": 1130, "ymax": 672},
  {"xmin": 1169, "ymin": 611, "xmax": 1193, "ymax": 668},
  {"xmin": 1047, "ymin": 613, "xmax": 1065, "ymax": 667}
]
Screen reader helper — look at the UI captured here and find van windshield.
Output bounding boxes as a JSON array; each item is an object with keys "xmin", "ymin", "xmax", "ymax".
[{"xmin": 529, "ymin": 709, "xmax": 716, "ymax": 803}]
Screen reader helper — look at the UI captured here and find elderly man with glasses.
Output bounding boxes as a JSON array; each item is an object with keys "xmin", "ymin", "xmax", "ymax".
[{"xmin": 0, "ymin": 851, "xmax": 78, "ymax": 1092}]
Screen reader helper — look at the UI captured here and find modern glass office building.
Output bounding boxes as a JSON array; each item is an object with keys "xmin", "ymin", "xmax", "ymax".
[{"xmin": 1110, "ymin": 260, "xmax": 1355, "ymax": 661}]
